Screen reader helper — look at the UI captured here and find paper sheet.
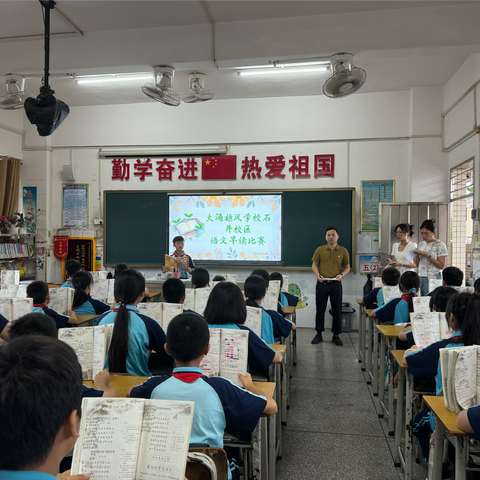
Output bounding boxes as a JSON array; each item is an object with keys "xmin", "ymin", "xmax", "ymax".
[
  {"xmin": 454, "ymin": 347, "xmax": 477, "ymax": 410},
  {"xmin": 0, "ymin": 298, "xmax": 12, "ymax": 321},
  {"xmin": 0, "ymin": 284, "xmax": 18, "ymax": 298},
  {"xmin": 11, "ymin": 298, "xmax": 32, "ymax": 321},
  {"xmin": 410, "ymin": 312, "xmax": 441, "ymax": 348},
  {"xmin": 107, "ymin": 279, "xmax": 115, "ymax": 304},
  {"xmin": 220, "ymin": 329, "xmax": 249, "ymax": 387},
  {"xmin": 200, "ymin": 327, "xmax": 221, "ymax": 377},
  {"xmin": 0, "ymin": 270, "xmax": 20, "ymax": 286},
  {"xmin": 244, "ymin": 306, "xmax": 262, "ymax": 338},
  {"xmin": 413, "ymin": 297, "xmax": 430, "ymax": 313},
  {"xmin": 382, "ymin": 285, "xmax": 402, "ymax": 304},
  {"xmin": 59, "ymin": 328, "xmax": 95, "ymax": 381},
  {"xmin": 137, "ymin": 303, "xmax": 163, "ymax": 326},
  {"xmin": 183, "ymin": 288, "xmax": 195, "ymax": 311},
  {"xmin": 90, "ymin": 279, "xmax": 109, "ymax": 302},
  {"xmin": 193, "ymin": 287, "xmax": 211, "ymax": 316},
  {"xmin": 162, "ymin": 303, "xmax": 183, "ymax": 331}
]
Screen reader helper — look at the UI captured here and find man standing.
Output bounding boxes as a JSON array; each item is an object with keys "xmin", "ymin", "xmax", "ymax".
[{"xmin": 311, "ymin": 226, "xmax": 350, "ymax": 346}]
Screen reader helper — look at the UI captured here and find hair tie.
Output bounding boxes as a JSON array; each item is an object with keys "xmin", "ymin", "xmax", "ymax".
[{"xmin": 408, "ymin": 288, "xmax": 417, "ymax": 294}]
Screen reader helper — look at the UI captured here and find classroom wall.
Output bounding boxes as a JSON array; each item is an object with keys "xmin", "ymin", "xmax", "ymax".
[
  {"xmin": 0, "ymin": 109, "xmax": 23, "ymax": 159},
  {"xmin": 15, "ymin": 86, "xmax": 449, "ymax": 329}
]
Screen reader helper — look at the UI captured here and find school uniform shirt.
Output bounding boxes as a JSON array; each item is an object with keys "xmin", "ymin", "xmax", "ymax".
[
  {"xmin": 258, "ymin": 305, "xmax": 275, "ymax": 344},
  {"xmin": 82, "ymin": 384, "xmax": 104, "ymax": 397},
  {"xmin": 32, "ymin": 304, "xmax": 70, "ymax": 329},
  {"xmin": 362, "ymin": 287, "xmax": 385, "ymax": 308},
  {"xmin": 405, "ymin": 327, "xmax": 415, "ymax": 347},
  {"xmin": 130, "ymin": 366, "xmax": 267, "ymax": 450},
  {"xmin": 99, "ymin": 305, "xmax": 168, "ymax": 376},
  {"xmin": 171, "ymin": 250, "xmax": 196, "ymax": 270},
  {"xmin": 264, "ymin": 308, "xmax": 293, "ymax": 338},
  {"xmin": 0, "ymin": 472, "xmax": 56, "ymax": 480},
  {"xmin": 208, "ymin": 324, "xmax": 276, "ymax": 373},
  {"xmin": 467, "ymin": 405, "xmax": 480, "ymax": 438},
  {"xmin": 405, "ymin": 332, "xmax": 462, "ymax": 396},
  {"xmin": 60, "ymin": 279, "xmax": 73, "ymax": 288},
  {"xmin": 280, "ymin": 291, "xmax": 299, "ymax": 307},
  {"xmin": 417, "ymin": 240, "xmax": 448, "ymax": 277},
  {"xmin": 0, "ymin": 313, "xmax": 8, "ymax": 336},
  {"xmin": 374, "ymin": 294, "xmax": 415, "ymax": 325},
  {"xmin": 72, "ymin": 298, "xmax": 110, "ymax": 315}
]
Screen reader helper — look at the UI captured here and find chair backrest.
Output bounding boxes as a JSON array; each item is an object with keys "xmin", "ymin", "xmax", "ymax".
[{"xmin": 186, "ymin": 448, "xmax": 228, "ymax": 480}]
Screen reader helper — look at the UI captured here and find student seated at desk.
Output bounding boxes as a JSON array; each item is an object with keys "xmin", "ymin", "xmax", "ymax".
[
  {"xmin": 212, "ymin": 275, "xmax": 226, "ymax": 282},
  {"xmin": 204, "ymin": 281, "xmax": 281, "ymax": 372},
  {"xmin": 162, "ymin": 277, "xmax": 195, "ymax": 312},
  {"xmin": 399, "ymin": 286, "xmax": 457, "ymax": 345},
  {"xmin": 128, "ymin": 312, "xmax": 277, "ymax": 480},
  {"xmin": 98, "ymin": 268, "xmax": 169, "ymax": 376},
  {"xmin": 61, "ymin": 258, "xmax": 82, "ymax": 288},
  {"xmin": 458, "ymin": 405, "xmax": 480, "ymax": 438},
  {"xmin": 27, "ymin": 280, "xmax": 77, "ymax": 329},
  {"xmin": 0, "ymin": 335, "xmax": 89, "ymax": 480},
  {"xmin": 0, "ymin": 313, "xmax": 9, "ymax": 341},
  {"xmin": 269, "ymin": 271, "xmax": 299, "ymax": 308},
  {"xmin": 441, "ymin": 266, "xmax": 464, "ymax": 290},
  {"xmin": 404, "ymin": 293, "xmax": 480, "ymax": 467},
  {"xmin": 371, "ymin": 271, "xmax": 420, "ymax": 325},
  {"xmin": 361, "ymin": 267, "xmax": 401, "ymax": 309},
  {"xmin": 191, "ymin": 266, "xmax": 210, "ymax": 289},
  {"xmin": 106, "ymin": 262, "xmax": 128, "ymax": 279},
  {"xmin": 71, "ymin": 271, "xmax": 112, "ymax": 315}
]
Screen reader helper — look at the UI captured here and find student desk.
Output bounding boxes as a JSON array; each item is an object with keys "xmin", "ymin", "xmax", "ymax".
[
  {"xmin": 423, "ymin": 396, "xmax": 473, "ymax": 480},
  {"xmin": 283, "ymin": 305, "xmax": 297, "ymax": 366},
  {"xmin": 75, "ymin": 314, "xmax": 99, "ymax": 327},
  {"xmin": 269, "ymin": 344, "xmax": 287, "ymax": 425},
  {"xmin": 84, "ymin": 375, "xmax": 277, "ymax": 480},
  {"xmin": 146, "ymin": 292, "xmax": 162, "ymax": 302},
  {"xmin": 391, "ymin": 350, "xmax": 414, "ymax": 480},
  {"xmin": 375, "ymin": 325, "xmax": 404, "ymax": 433},
  {"xmin": 356, "ymin": 298, "xmax": 366, "ymax": 367}
]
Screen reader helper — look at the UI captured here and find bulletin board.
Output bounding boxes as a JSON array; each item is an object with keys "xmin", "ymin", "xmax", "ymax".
[
  {"xmin": 360, "ymin": 180, "xmax": 395, "ymax": 231},
  {"xmin": 62, "ymin": 184, "xmax": 89, "ymax": 228}
]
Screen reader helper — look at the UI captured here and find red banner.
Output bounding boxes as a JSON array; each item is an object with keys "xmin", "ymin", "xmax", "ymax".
[{"xmin": 54, "ymin": 236, "xmax": 68, "ymax": 261}]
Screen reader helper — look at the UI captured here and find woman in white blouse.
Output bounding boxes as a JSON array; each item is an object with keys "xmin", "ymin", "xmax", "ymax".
[
  {"xmin": 386, "ymin": 223, "xmax": 417, "ymax": 274},
  {"xmin": 413, "ymin": 219, "xmax": 447, "ymax": 296}
]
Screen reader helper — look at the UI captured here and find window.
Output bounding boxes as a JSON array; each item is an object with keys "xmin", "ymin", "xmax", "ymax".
[{"xmin": 449, "ymin": 158, "xmax": 474, "ymax": 282}]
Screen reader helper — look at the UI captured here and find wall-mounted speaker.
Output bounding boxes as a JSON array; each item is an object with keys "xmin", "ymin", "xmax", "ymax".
[{"xmin": 63, "ymin": 165, "xmax": 76, "ymax": 182}]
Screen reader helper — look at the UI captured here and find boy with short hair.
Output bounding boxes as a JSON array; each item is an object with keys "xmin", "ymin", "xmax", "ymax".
[
  {"xmin": 163, "ymin": 235, "xmax": 195, "ymax": 273},
  {"xmin": 162, "ymin": 277, "xmax": 186, "ymax": 304},
  {"xmin": 0, "ymin": 335, "xmax": 89, "ymax": 479},
  {"xmin": 442, "ymin": 266, "xmax": 464, "ymax": 288},
  {"xmin": 128, "ymin": 312, "xmax": 277, "ymax": 480},
  {"xmin": 361, "ymin": 267, "xmax": 401, "ymax": 308},
  {"xmin": 27, "ymin": 280, "xmax": 77, "ymax": 328},
  {"xmin": 61, "ymin": 259, "xmax": 82, "ymax": 288}
]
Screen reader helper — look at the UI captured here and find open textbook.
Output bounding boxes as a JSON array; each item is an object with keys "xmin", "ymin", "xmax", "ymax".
[
  {"xmin": 137, "ymin": 302, "xmax": 183, "ymax": 331},
  {"xmin": 382, "ymin": 286, "xmax": 402, "ymax": 304},
  {"xmin": 200, "ymin": 328, "xmax": 249, "ymax": 387},
  {"xmin": 90, "ymin": 279, "xmax": 111, "ymax": 303},
  {"xmin": 90, "ymin": 271, "xmax": 109, "ymax": 282},
  {"xmin": 0, "ymin": 297, "xmax": 32, "ymax": 321},
  {"xmin": 374, "ymin": 277, "xmax": 383, "ymax": 289},
  {"xmin": 0, "ymin": 270, "xmax": 20, "ymax": 287},
  {"xmin": 181, "ymin": 288, "xmax": 210, "ymax": 315},
  {"xmin": 71, "ymin": 397, "xmax": 194, "ymax": 480},
  {"xmin": 413, "ymin": 297, "xmax": 431, "ymax": 313},
  {"xmin": 58, "ymin": 324, "xmax": 114, "ymax": 381},
  {"xmin": 244, "ymin": 306, "xmax": 262, "ymax": 338},
  {"xmin": 263, "ymin": 280, "xmax": 280, "ymax": 311},
  {"xmin": 48, "ymin": 287, "xmax": 74, "ymax": 315},
  {"xmin": 165, "ymin": 254, "xmax": 188, "ymax": 271},
  {"xmin": 428, "ymin": 278, "xmax": 443, "ymax": 293},
  {"xmin": 440, "ymin": 345, "xmax": 480, "ymax": 414},
  {"xmin": 409, "ymin": 312, "xmax": 452, "ymax": 348}
]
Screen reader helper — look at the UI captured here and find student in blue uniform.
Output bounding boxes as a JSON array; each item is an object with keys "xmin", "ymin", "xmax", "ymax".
[
  {"xmin": 61, "ymin": 258, "xmax": 82, "ymax": 288},
  {"xmin": 128, "ymin": 312, "xmax": 277, "ymax": 480},
  {"xmin": 0, "ymin": 335, "xmax": 89, "ymax": 480},
  {"xmin": 248, "ymin": 270, "xmax": 295, "ymax": 337},
  {"xmin": 71, "ymin": 270, "xmax": 111, "ymax": 315},
  {"xmin": 405, "ymin": 293, "xmax": 480, "ymax": 467},
  {"xmin": 371, "ymin": 271, "xmax": 420, "ymax": 325},
  {"xmin": 162, "ymin": 277, "xmax": 187, "ymax": 303},
  {"xmin": 361, "ymin": 267, "xmax": 401, "ymax": 309},
  {"xmin": 163, "ymin": 235, "xmax": 195, "ymax": 273},
  {"xmin": 106, "ymin": 262, "xmax": 128, "ymax": 279},
  {"xmin": 441, "ymin": 266, "xmax": 464, "ymax": 289},
  {"xmin": 203, "ymin": 281, "xmax": 281, "ymax": 373},
  {"xmin": 192, "ymin": 266, "xmax": 210, "ymax": 289},
  {"xmin": 0, "ymin": 312, "xmax": 9, "ymax": 341},
  {"xmin": 98, "ymin": 268, "xmax": 169, "ymax": 376},
  {"xmin": 458, "ymin": 404, "xmax": 480, "ymax": 437},
  {"xmin": 269, "ymin": 272, "xmax": 299, "ymax": 308},
  {"xmin": 27, "ymin": 281, "xmax": 77, "ymax": 328}
]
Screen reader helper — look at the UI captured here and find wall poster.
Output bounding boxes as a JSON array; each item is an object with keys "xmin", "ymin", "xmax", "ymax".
[
  {"xmin": 360, "ymin": 180, "xmax": 395, "ymax": 231},
  {"xmin": 62, "ymin": 184, "xmax": 89, "ymax": 228}
]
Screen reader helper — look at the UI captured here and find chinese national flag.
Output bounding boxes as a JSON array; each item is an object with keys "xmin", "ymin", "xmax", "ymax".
[{"xmin": 201, "ymin": 156, "xmax": 237, "ymax": 180}]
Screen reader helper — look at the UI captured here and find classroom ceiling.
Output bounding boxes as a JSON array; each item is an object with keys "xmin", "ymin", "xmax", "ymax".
[{"xmin": 0, "ymin": 0, "xmax": 479, "ymax": 106}]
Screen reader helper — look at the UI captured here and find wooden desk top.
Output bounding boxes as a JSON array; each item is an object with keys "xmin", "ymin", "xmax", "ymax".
[
  {"xmin": 391, "ymin": 350, "xmax": 408, "ymax": 369},
  {"xmin": 147, "ymin": 292, "xmax": 162, "ymax": 298},
  {"xmin": 269, "ymin": 344, "xmax": 287, "ymax": 361},
  {"xmin": 365, "ymin": 309, "xmax": 375, "ymax": 317},
  {"xmin": 283, "ymin": 306, "xmax": 295, "ymax": 314},
  {"xmin": 356, "ymin": 298, "xmax": 364, "ymax": 305},
  {"xmin": 48, "ymin": 284, "xmax": 60, "ymax": 289},
  {"xmin": 84, "ymin": 375, "xmax": 275, "ymax": 398},
  {"xmin": 76, "ymin": 314, "xmax": 100, "ymax": 325},
  {"xmin": 375, "ymin": 324, "xmax": 405, "ymax": 338},
  {"xmin": 423, "ymin": 396, "xmax": 471, "ymax": 437}
]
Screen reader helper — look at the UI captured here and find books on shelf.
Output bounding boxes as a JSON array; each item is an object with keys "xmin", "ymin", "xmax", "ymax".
[
  {"xmin": 0, "ymin": 243, "xmax": 31, "ymax": 260},
  {"xmin": 0, "ymin": 297, "xmax": 33, "ymax": 322},
  {"xmin": 200, "ymin": 328, "xmax": 249, "ymax": 387},
  {"xmin": 71, "ymin": 397, "xmax": 194, "ymax": 480},
  {"xmin": 440, "ymin": 345, "xmax": 480, "ymax": 414},
  {"xmin": 409, "ymin": 312, "xmax": 452, "ymax": 348},
  {"xmin": 48, "ymin": 287, "xmax": 74, "ymax": 315},
  {"xmin": 58, "ymin": 324, "xmax": 114, "ymax": 381},
  {"xmin": 244, "ymin": 306, "xmax": 262, "ymax": 337},
  {"xmin": 382, "ymin": 285, "xmax": 402, "ymax": 304}
]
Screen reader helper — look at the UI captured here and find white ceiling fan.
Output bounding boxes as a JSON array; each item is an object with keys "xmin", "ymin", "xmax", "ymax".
[
  {"xmin": 323, "ymin": 53, "xmax": 366, "ymax": 98},
  {"xmin": 183, "ymin": 72, "xmax": 214, "ymax": 103},
  {"xmin": 0, "ymin": 74, "xmax": 33, "ymax": 110},
  {"xmin": 141, "ymin": 66, "xmax": 180, "ymax": 106}
]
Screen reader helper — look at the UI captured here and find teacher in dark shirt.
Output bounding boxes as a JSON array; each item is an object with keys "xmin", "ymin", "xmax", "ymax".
[{"xmin": 311, "ymin": 226, "xmax": 350, "ymax": 346}]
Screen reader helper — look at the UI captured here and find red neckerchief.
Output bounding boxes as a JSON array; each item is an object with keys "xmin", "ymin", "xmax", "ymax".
[
  {"xmin": 401, "ymin": 293, "xmax": 417, "ymax": 302},
  {"xmin": 172, "ymin": 372, "xmax": 203, "ymax": 383},
  {"xmin": 172, "ymin": 251, "xmax": 186, "ymax": 258},
  {"xmin": 33, "ymin": 304, "xmax": 48, "ymax": 309}
]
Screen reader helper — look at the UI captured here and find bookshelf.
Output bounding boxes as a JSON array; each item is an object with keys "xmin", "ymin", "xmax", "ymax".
[{"xmin": 0, "ymin": 233, "xmax": 36, "ymax": 280}]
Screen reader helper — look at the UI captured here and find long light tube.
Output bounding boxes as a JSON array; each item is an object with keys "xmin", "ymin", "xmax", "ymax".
[
  {"xmin": 98, "ymin": 146, "xmax": 228, "ymax": 157},
  {"xmin": 75, "ymin": 74, "xmax": 153, "ymax": 85},
  {"xmin": 238, "ymin": 66, "xmax": 329, "ymax": 76}
]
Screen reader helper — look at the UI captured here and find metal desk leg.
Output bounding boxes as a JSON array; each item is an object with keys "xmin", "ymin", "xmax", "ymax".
[
  {"xmin": 394, "ymin": 367, "xmax": 405, "ymax": 467},
  {"xmin": 373, "ymin": 320, "xmax": 379, "ymax": 396},
  {"xmin": 260, "ymin": 417, "xmax": 269, "ymax": 480},
  {"xmin": 366, "ymin": 316, "xmax": 373, "ymax": 384},
  {"xmin": 454, "ymin": 436, "xmax": 468, "ymax": 480},
  {"xmin": 404, "ymin": 370, "xmax": 414, "ymax": 480},
  {"xmin": 388, "ymin": 338, "xmax": 396, "ymax": 435},
  {"xmin": 281, "ymin": 357, "xmax": 287, "ymax": 425},
  {"xmin": 358, "ymin": 306, "xmax": 364, "ymax": 364},
  {"xmin": 431, "ymin": 420, "xmax": 445, "ymax": 480},
  {"xmin": 252, "ymin": 421, "xmax": 262, "ymax": 480},
  {"xmin": 378, "ymin": 333, "xmax": 386, "ymax": 415},
  {"xmin": 268, "ymin": 413, "xmax": 276, "ymax": 480},
  {"xmin": 292, "ymin": 310, "xmax": 297, "ymax": 366},
  {"xmin": 275, "ymin": 384, "xmax": 282, "ymax": 460}
]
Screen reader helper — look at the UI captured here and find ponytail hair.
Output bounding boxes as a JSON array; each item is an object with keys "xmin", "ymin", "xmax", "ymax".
[
  {"xmin": 108, "ymin": 268, "xmax": 145, "ymax": 373},
  {"xmin": 420, "ymin": 219, "xmax": 436, "ymax": 233},
  {"xmin": 244, "ymin": 275, "xmax": 267, "ymax": 308},
  {"xmin": 399, "ymin": 271, "xmax": 420, "ymax": 313},
  {"xmin": 447, "ymin": 293, "xmax": 480, "ymax": 346},
  {"xmin": 71, "ymin": 271, "xmax": 93, "ymax": 308}
]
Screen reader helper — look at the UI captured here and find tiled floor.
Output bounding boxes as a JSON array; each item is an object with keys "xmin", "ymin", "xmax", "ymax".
[{"xmin": 277, "ymin": 328, "xmax": 428, "ymax": 480}]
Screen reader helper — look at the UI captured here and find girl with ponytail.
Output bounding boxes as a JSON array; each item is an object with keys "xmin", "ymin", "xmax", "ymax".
[
  {"xmin": 71, "ymin": 271, "xmax": 111, "ymax": 315},
  {"xmin": 98, "ymin": 268, "xmax": 168, "ymax": 375},
  {"xmin": 405, "ymin": 292, "xmax": 480, "ymax": 463}
]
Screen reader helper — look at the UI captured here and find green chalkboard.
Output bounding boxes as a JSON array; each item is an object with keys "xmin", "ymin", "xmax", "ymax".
[
  {"xmin": 104, "ymin": 191, "xmax": 167, "ymax": 266},
  {"xmin": 104, "ymin": 189, "xmax": 354, "ymax": 268},
  {"xmin": 282, "ymin": 190, "xmax": 354, "ymax": 267}
]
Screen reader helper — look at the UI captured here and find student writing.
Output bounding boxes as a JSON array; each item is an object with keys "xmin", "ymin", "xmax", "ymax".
[
  {"xmin": 128, "ymin": 312, "xmax": 277, "ymax": 480},
  {"xmin": 27, "ymin": 280, "xmax": 77, "ymax": 328},
  {"xmin": 61, "ymin": 258, "xmax": 82, "ymax": 288},
  {"xmin": 71, "ymin": 270, "xmax": 112, "ymax": 315},
  {"xmin": 98, "ymin": 268, "xmax": 169, "ymax": 376}
]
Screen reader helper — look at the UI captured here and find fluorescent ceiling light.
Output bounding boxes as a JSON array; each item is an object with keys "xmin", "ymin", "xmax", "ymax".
[
  {"xmin": 98, "ymin": 146, "xmax": 228, "ymax": 157},
  {"xmin": 238, "ymin": 66, "xmax": 329, "ymax": 76},
  {"xmin": 75, "ymin": 73, "xmax": 153, "ymax": 85}
]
